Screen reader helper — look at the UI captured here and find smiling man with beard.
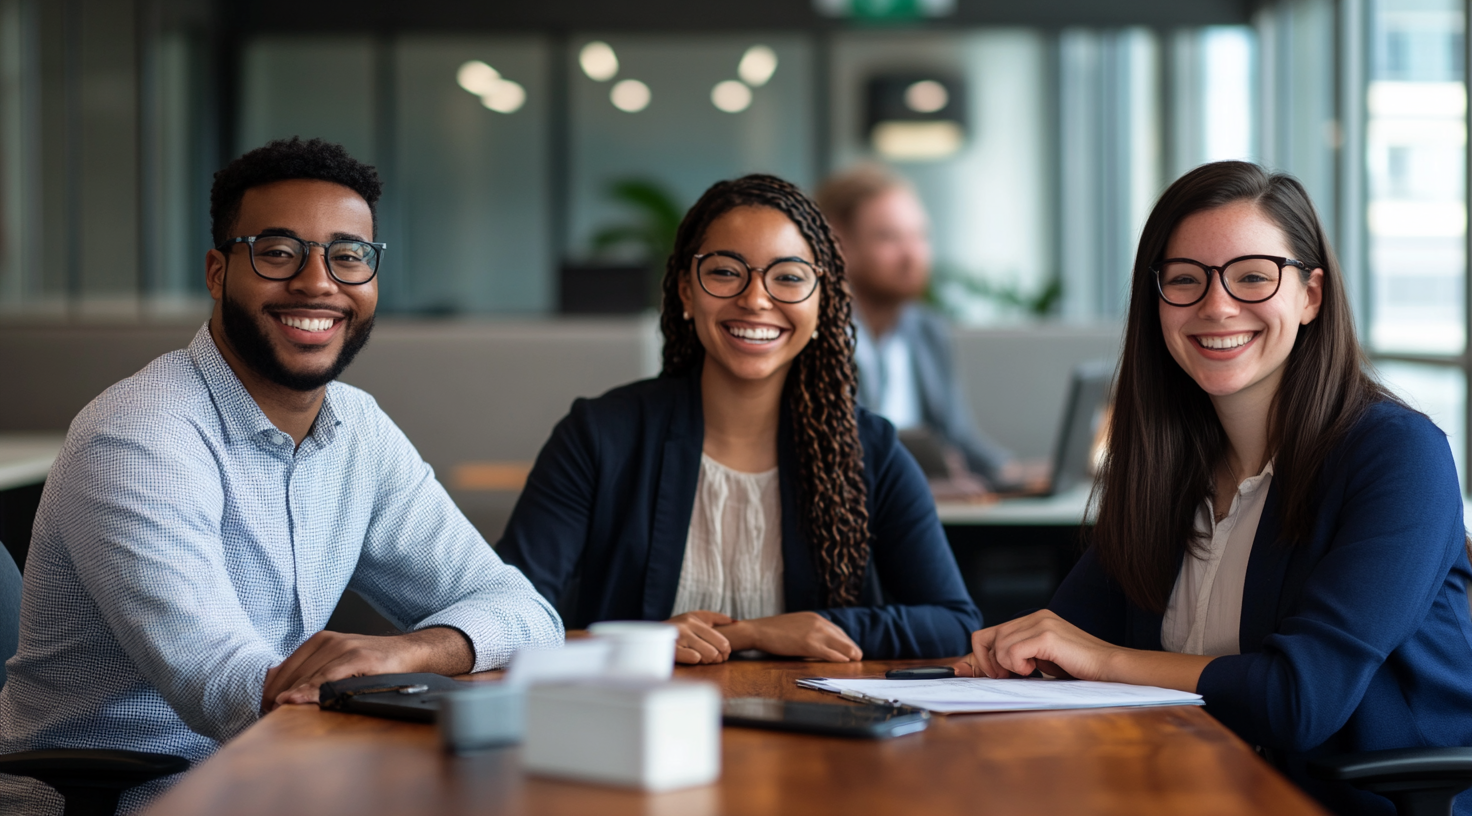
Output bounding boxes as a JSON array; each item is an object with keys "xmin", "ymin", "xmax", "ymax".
[{"xmin": 0, "ymin": 138, "xmax": 563, "ymax": 815}]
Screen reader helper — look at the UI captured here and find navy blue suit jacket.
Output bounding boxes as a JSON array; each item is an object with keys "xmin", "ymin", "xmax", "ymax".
[
  {"xmin": 1050, "ymin": 402, "xmax": 1472, "ymax": 816},
  {"xmin": 496, "ymin": 372, "xmax": 982, "ymax": 659}
]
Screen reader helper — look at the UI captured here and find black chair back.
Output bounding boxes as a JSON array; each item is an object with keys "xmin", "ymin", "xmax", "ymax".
[{"xmin": 0, "ymin": 542, "xmax": 19, "ymax": 687}]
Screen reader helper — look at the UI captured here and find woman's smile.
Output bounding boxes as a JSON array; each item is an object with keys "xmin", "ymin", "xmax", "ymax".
[{"xmin": 721, "ymin": 320, "xmax": 788, "ymax": 347}]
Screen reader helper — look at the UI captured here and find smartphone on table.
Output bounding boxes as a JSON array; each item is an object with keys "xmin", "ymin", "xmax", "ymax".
[{"xmin": 721, "ymin": 697, "xmax": 930, "ymax": 739}]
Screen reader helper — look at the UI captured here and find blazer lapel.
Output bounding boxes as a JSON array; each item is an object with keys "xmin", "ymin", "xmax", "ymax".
[
  {"xmin": 1239, "ymin": 479, "xmax": 1290, "ymax": 652},
  {"xmin": 642, "ymin": 374, "xmax": 704, "ymax": 620},
  {"xmin": 777, "ymin": 403, "xmax": 823, "ymax": 612}
]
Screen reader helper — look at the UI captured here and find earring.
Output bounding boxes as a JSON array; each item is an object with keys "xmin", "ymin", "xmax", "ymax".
[
  {"xmin": 682, "ymin": 311, "xmax": 691, "ymax": 320},
  {"xmin": 812, "ymin": 330, "xmax": 820, "ymax": 340}
]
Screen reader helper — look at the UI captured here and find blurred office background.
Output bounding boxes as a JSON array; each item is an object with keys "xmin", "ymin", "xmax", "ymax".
[{"xmin": 0, "ymin": 0, "xmax": 1467, "ymax": 548}]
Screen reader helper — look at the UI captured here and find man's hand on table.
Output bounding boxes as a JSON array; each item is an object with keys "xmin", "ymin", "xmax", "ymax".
[{"xmin": 262, "ymin": 626, "xmax": 474, "ymax": 712}]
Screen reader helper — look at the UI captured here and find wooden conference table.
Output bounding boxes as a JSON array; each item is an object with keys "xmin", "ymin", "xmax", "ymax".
[{"xmin": 145, "ymin": 658, "xmax": 1326, "ymax": 816}]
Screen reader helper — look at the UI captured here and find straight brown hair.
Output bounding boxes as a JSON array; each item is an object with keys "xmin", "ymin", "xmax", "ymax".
[{"xmin": 1093, "ymin": 161, "xmax": 1397, "ymax": 614}]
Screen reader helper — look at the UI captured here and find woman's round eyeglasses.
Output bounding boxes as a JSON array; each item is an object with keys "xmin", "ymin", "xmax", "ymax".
[
  {"xmin": 217, "ymin": 234, "xmax": 387, "ymax": 285},
  {"xmin": 1152, "ymin": 254, "xmax": 1306, "ymax": 307},
  {"xmin": 692, "ymin": 251, "xmax": 821, "ymax": 304}
]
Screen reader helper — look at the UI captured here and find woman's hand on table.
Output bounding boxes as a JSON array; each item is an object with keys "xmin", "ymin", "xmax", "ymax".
[
  {"xmin": 951, "ymin": 610, "xmax": 1115, "ymax": 681},
  {"xmin": 719, "ymin": 612, "xmax": 863, "ymax": 663},
  {"xmin": 951, "ymin": 610, "xmax": 1213, "ymax": 693},
  {"xmin": 667, "ymin": 611, "xmax": 735, "ymax": 664}
]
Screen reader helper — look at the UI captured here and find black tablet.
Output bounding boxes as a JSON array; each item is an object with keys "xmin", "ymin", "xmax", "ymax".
[{"xmin": 722, "ymin": 697, "xmax": 930, "ymax": 739}]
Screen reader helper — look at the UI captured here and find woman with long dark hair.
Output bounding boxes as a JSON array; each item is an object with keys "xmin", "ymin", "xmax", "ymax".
[
  {"xmin": 954, "ymin": 161, "xmax": 1472, "ymax": 815},
  {"xmin": 499, "ymin": 174, "xmax": 979, "ymax": 662}
]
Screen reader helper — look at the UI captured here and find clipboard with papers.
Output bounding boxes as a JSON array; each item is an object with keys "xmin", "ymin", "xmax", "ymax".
[{"xmin": 796, "ymin": 676, "xmax": 1204, "ymax": 714}]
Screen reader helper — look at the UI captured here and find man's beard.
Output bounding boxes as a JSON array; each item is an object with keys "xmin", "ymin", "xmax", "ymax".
[{"xmin": 220, "ymin": 290, "xmax": 374, "ymax": 392}]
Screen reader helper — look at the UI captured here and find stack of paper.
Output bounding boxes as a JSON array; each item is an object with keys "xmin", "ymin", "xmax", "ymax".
[{"xmin": 796, "ymin": 676, "xmax": 1204, "ymax": 714}]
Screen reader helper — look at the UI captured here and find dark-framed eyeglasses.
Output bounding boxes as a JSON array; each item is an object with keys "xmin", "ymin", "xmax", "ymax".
[
  {"xmin": 217, "ymin": 234, "xmax": 386, "ymax": 285},
  {"xmin": 692, "ymin": 251, "xmax": 821, "ymax": 304},
  {"xmin": 1152, "ymin": 254, "xmax": 1307, "ymax": 307}
]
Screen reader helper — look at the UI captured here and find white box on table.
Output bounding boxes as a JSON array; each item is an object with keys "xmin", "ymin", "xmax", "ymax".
[{"xmin": 523, "ymin": 680, "xmax": 721, "ymax": 791}]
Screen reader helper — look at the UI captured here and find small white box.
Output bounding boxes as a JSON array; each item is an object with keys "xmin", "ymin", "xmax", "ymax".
[{"xmin": 523, "ymin": 680, "xmax": 721, "ymax": 791}]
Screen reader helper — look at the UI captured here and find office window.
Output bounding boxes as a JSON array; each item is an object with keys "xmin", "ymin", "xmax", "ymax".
[
  {"xmin": 1058, "ymin": 28, "xmax": 1162, "ymax": 321},
  {"xmin": 1167, "ymin": 26, "xmax": 1257, "ymax": 176},
  {"xmin": 565, "ymin": 34, "xmax": 814, "ymax": 266},
  {"xmin": 1366, "ymin": 0, "xmax": 1465, "ymax": 355},
  {"xmin": 1365, "ymin": 0, "xmax": 1468, "ymax": 493}
]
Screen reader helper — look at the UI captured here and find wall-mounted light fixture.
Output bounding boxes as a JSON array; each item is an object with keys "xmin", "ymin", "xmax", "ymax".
[{"xmin": 866, "ymin": 73, "xmax": 966, "ymax": 160}]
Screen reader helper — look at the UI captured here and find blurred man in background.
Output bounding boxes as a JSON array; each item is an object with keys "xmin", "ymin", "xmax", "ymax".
[{"xmin": 817, "ymin": 164, "xmax": 1022, "ymax": 493}]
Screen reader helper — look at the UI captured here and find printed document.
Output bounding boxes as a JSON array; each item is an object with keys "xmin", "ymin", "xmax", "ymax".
[{"xmin": 796, "ymin": 676, "xmax": 1204, "ymax": 714}]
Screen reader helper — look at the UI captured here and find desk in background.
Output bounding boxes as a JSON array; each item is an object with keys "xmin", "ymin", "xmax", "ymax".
[
  {"xmin": 937, "ymin": 486, "xmax": 1093, "ymax": 626},
  {"xmin": 143, "ymin": 657, "xmax": 1325, "ymax": 816},
  {"xmin": 0, "ymin": 433, "xmax": 63, "ymax": 570}
]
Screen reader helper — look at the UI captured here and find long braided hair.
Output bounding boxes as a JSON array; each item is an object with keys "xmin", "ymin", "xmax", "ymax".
[{"xmin": 659, "ymin": 174, "xmax": 871, "ymax": 606}]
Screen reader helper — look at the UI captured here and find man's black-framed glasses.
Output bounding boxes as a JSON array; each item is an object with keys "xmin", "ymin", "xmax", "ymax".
[
  {"xmin": 1152, "ymin": 254, "xmax": 1306, "ymax": 307},
  {"xmin": 693, "ymin": 251, "xmax": 821, "ymax": 304},
  {"xmin": 217, "ymin": 235, "xmax": 386, "ymax": 285}
]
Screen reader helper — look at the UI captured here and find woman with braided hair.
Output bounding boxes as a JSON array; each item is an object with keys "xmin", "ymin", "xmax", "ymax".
[{"xmin": 498, "ymin": 174, "xmax": 980, "ymax": 663}]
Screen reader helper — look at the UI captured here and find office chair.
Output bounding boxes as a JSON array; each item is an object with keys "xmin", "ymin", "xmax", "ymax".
[
  {"xmin": 0, "ymin": 542, "xmax": 190, "ymax": 816},
  {"xmin": 1309, "ymin": 749, "xmax": 1472, "ymax": 816}
]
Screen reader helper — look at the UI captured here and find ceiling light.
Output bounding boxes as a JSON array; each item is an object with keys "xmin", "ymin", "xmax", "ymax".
[
  {"xmin": 580, "ymin": 41, "xmax": 619, "ymax": 82},
  {"xmin": 872, "ymin": 121, "xmax": 964, "ymax": 160},
  {"xmin": 711, "ymin": 80, "xmax": 753, "ymax": 113},
  {"xmin": 456, "ymin": 60, "xmax": 500, "ymax": 95},
  {"xmin": 610, "ymin": 79, "xmax": 651, "ymax": 112},
  {"xmin": 738, "ymin": 45, "xmax": 778, "ymax": 87},
  {"xmin": 481, "ymin": 80, "xmax": 526, "ymax": 114},
  {"xmin": 904, "ymin": 80, "xmax": 949, "ymax": 114}
]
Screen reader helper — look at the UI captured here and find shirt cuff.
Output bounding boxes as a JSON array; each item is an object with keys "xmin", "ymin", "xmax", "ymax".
[{"xmin": 416, "ymin": 602, "xmax": 564, "ymax": 673}]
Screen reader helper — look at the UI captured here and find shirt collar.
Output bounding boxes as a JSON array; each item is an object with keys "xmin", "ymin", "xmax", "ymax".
[
  {"xmin": 852, "ymin": 302, "xmax": 916, "ymax": 345},
  {"xmin": 1238, "ymin": 459, "xmax": 1275, "ymax": 496},
  {"xmin": 189, "ymin": 321, "xmax": 343, "ymax": 450}
]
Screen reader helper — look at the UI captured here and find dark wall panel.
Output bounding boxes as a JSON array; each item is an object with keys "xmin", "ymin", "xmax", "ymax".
[{"xmin": 228, "ymin": 0, "xmax": 1254, "ymax": 33}]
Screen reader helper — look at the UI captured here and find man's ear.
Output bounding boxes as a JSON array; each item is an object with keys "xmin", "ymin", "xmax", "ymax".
[{"xmin": 206, "ymin": 248, "xmax": 227, "ymax": 302}]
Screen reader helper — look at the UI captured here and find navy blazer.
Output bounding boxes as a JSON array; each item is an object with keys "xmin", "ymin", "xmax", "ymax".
[
  {"xmin": 497, "ymin": 372, "xmax": 982, "ymax": 659},
  {"xmin": 1050, "ymin": 402, "xmax": 1472, "ymax": 816}
]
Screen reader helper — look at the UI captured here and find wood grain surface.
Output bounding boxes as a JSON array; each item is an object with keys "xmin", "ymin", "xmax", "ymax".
[{"xmin": 144, "ymin": 659, "xmax": 1327, "ymax": 816}]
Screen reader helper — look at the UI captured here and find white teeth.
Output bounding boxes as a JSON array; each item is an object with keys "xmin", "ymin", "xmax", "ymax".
[
  {"xmin": 1197, "ymin": 332, "xmax": 1254, "ymax": 350},
  {"xmin": 726, "ymin": 325, "xmax": 781, "ymax": 341},
  {"xmin": 278, "ymin": 315, "xmax": 336, "ymax": 332}
]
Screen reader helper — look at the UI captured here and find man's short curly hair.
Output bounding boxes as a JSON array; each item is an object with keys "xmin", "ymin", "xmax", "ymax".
[{"xmin": 210, "ymin": 137, "xmax": 383, "ymax": 246}]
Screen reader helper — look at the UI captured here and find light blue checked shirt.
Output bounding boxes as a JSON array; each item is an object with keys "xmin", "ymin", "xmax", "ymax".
[{"xmin": 0, "ymin": 324, "xmax": 563, "ymax": 814}]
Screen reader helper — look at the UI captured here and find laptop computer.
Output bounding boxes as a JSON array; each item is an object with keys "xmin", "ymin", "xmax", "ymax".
[{"xmin": 898, "ymin": 359, "xmax": 1113, "ymax": 498}]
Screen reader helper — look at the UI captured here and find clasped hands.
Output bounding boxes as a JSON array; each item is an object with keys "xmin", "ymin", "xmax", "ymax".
[{"xmin": 667, "ymin": 610, "xmax": 863, "ymax": 664}]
